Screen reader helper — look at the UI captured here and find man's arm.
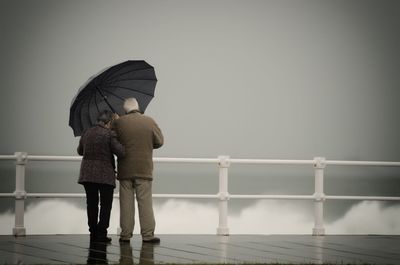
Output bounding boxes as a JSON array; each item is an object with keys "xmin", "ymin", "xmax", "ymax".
[
  {"xmin": 110, "ymin": 130, "xmax": 125, "ymax": 158},
  {"xmin": 153, "ymin": 122, "xmax": 164, "ymax": 149}
]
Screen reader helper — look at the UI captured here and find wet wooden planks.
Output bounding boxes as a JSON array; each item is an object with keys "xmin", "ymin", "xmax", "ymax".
[{"xmin": 0, "ymin": 234, "xmax": 399, "ymax": 264}]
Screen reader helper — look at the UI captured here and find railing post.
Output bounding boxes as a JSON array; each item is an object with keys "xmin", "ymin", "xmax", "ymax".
[
  {"xmin": 13, "ymin": 152, "xmax": 27, "ymax": 236},
  {"xmin": 217, "ymin": 155, "xmax": 230, "ymax": 236},
  {"xmin": 313, "ymin": 157, "xmax": 326, "ymax": 236}
]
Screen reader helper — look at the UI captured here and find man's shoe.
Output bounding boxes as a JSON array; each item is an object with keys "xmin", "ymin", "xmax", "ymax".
[
  {"xmin": 142, "ymin": 237, "xmax": 160, "ymax": 244},
  {"xmin": 119, "ymin": 238, "xmax": 130, "ymax": 243}
]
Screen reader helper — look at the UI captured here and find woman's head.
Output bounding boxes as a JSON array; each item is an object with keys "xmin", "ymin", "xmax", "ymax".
[{"xmin": 97, "ymin": 110, "xmax": 114, "ymax": 127}]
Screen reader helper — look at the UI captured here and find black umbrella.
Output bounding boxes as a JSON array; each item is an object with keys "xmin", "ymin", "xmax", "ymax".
[{"xmin": 69, "ymin": 60, "xmax": 157, "ymax": 136}]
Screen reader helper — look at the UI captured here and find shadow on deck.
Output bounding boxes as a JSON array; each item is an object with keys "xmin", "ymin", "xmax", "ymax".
[{"xmin": 1, "ymin": 234, "xmax": 400, "ymax": 264}]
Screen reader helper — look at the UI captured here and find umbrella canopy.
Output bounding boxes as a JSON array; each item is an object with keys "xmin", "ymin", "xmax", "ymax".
[{"xmin": 69, "ymin": 60, "xmax": 157, "ymax": 136}]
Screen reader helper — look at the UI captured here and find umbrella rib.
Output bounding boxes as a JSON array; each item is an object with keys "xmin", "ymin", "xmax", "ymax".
[
  {"xmin": 87, "ymin": 97, "xmax": 93, "ymax": 125},
  {"xmin": 94, "ymin": 89, "xmax": 101, "ymax": 113},
  {"xmin": 104, "ymin": 85, "xmax": 155, "ymax": 97},
  {"xmin": 100, "ymin": 62, "xmax": 151, "ymax": 82},
  {"xmin": 76, "ymin": 98, "xmax": 89, "ymax": 135},
  {"xmin": 102, "ymin": 89, "xmax": 126, "ymax": 101},
  {"xmin": 80, "ymin": 102, "xmax": 88, "ymax": 134},
  {"xmin": 71, "ymin": 89, "xmax": 92, "ymax": 105},
  {"xmin": 71, "ymin": 96, "xmax": 87, "ymax": 115},
  {"xmin": 73, "ymin": 106, "xmax": 83, "ymax": 136},
  {"xmin": 105, "ymin": 78, "xmax": 157, "ymax": 84},
  {"xmin": 100, "ymin": 64, "xmax": 125, "ymax": 84},
  {"xmin": 88, "ymin": 92, "xmax": 96, "ymax": 125},
  {"xmin": 105, "ymin": 66, "xmax": 154, "ymax": 81}
]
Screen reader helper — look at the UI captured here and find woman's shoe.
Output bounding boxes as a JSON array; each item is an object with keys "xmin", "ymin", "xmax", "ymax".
[{"xmin": 95, "ymin": 236, "xmax": 112, "ymax": 243}]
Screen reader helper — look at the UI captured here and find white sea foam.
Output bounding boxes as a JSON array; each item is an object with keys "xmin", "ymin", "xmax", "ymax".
[{"xmin": 0, "ymin": 199, "xmax": 399, "ymax": 235}]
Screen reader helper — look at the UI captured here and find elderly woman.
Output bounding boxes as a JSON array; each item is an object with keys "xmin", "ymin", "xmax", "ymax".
[{"xmin": 77, "ymin": 110, "xmax": 125, "ymax": 242}]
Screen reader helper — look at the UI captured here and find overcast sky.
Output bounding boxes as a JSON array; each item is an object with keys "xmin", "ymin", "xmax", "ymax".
[{"xmin": 1, "ymin": 0, "xmax": 399, "ymax": 160}]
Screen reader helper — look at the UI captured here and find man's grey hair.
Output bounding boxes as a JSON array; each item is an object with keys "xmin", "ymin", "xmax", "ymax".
[
  {"xmin": 97, "ymin": 110, "xmax": 113, "ymax": 125},
  {"xmin": 123, "ymin": 97, "xmax": 140, "ymax": 113}
]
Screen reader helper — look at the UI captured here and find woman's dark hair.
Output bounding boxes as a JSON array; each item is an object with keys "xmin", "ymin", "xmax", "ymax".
[{"xmin": 97, "ymin": 110, "xmax": 113, "ymax": 125}]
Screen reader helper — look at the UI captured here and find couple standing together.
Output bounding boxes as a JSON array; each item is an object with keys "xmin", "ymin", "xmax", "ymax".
[{"xmin": 77, "ymin": 97, "xmax": 164, "ymax": 244}]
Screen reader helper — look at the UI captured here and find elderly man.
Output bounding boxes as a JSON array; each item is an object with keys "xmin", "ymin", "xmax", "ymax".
[{"xmin": 113, "ymin": 98, "xmax": 164, "ymax": 243}]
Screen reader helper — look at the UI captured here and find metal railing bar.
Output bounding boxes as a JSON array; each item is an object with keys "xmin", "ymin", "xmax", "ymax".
[
  {"xmin": 24, "ymin": 156, "xmax": 221, "ymax": 163},
  {"xmin": 230, "ymin": 159, "xmax": 314, "ymax": 165},
  {"xmin": 230, "ymin": 195, "xmax": 314, "ymax": 200},
  {"xmin": 0, "ymin": 193, "xmax": 219, "ymax": 199},
  {"xmin": 0, "ymin": 155, "xmax": 17, "ymax": 160},
  {"xmin": 5, "ymin": 193, "xmax": 400, "ymax": 201},
  {"xmin": 27, "ymin": 155, "xmax": 81, "ymax": 161},
  {"xmin": 25, "ymin": 193, "xmax": 86, "ymax": 198},
  {"xmin": 4, "ymin": 155, "xmax": 400, "ymax": 167},
  {"xmin": 154, "ymin": 157, "xmax": 219, "ymax": 163},
  {"xmin": 325, "ymin": 195, "xmax": 400, "ymax": 201},
  {"xmin": 152, "ymin": 194, "xmax": 218, "ymax": 199},
  {"xmin": 0, "ymin": 193, "xmax": 14, "ymax": 197},
  {"xmin": 326, "ymin": 160, "xmax": 400, "ymax": 167}
]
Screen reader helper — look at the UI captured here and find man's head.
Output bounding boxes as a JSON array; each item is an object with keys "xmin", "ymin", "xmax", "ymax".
[{"xmin": 123, "ymin": 97, "xmax": 140, "ymax": 113}]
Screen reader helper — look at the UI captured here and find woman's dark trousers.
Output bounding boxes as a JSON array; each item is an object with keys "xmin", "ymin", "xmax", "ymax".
[{"xmin": 84, "ymin": 183, "xmax": 114, "ymax": 239}]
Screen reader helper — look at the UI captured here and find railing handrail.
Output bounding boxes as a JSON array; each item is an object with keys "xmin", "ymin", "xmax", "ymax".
[
  {"xmin": 2, "ymin": 154, "xmax": 400, "ymax": 167},
  {"xmin": 1, "ymin": 153, "xmax": 400, "ymax": 236}
]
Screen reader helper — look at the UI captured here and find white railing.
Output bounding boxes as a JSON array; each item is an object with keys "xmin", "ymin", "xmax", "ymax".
[{"xmin": 1, "ymin": 152, "xmax": 400, "ymax": 236}]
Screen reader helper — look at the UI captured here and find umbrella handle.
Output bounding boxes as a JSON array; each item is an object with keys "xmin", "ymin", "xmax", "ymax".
[{"xmin": 96, "ymin": 86, "xmax": 117, "ymax": 113}]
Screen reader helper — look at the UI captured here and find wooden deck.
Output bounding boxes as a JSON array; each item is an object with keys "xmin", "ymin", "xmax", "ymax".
[{"xmin": 1, "ymin": 234, "xmax": 400, "ymax": 264}]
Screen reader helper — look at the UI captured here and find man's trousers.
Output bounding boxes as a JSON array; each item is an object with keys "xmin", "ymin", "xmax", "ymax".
[{"xmin": 119, "ymin": 178, "xmax": 155, "ymax": 240}]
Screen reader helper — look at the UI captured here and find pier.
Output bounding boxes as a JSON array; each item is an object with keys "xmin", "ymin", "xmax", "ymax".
[{"xmin": 2, "ymin": 234, "xmax": 400, "ymax": 264}]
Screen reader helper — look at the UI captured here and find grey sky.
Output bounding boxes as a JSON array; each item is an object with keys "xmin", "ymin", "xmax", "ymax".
[{"xmin": 1, "ymin": 0, "xmax": 399, "ymax": 160}]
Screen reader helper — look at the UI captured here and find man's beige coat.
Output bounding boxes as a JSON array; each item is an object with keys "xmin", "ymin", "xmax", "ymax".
[{"xmin": 113, "ymin": 110, "xmax": 163, "ymax": 180}]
